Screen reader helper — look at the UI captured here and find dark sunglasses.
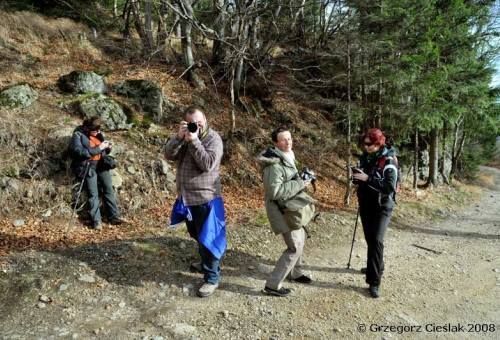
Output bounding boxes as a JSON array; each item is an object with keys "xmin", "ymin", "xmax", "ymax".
[{"xmin": 363, "ymin": 141, "xmax": 374, "ymax": 147}]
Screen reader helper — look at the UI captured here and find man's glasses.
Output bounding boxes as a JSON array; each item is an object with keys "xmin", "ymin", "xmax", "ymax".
[{"xmin": 363, "ymin": 141, "xmax": 374, "ymax": 147}]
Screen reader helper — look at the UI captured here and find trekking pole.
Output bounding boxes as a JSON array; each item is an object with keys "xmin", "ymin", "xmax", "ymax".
[
  {"xmin": 347, "ymin": 206, "xmax": 360, "ymax": 269},
  {"xmin": 68, "ymin": 161, "xmax": 90, "ymax": 229}
]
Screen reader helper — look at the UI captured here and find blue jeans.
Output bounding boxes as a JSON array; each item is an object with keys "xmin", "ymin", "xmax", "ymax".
[
  {"xmin": 186, "ymin": 204, "xmax": 221, "ymax": 284},
  {"xmin": 84, "ymin": 162, "xmax": 120, "ymax": 227}
]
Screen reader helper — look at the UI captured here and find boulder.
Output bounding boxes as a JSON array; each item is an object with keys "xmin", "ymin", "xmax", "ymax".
[
  {"xmin": 111, "ymin": 170, "xmax": 123, "ymax": 189},
  {"xmin": 58, "ymin": 71, "xmax": 106, "ymax": 94},
  {"xmin": 0, "ymin": 84, "xmax": 38, "ymax": 108},
  {"xmin": 1, "ymin": 177, "xmax": 21, "ymax": 192},
  {"xmin": 112, "ymin": 79, "xmax": 175, "ymax": 122},
  {"xmin": 78, "ymin": 94, "xmax": 130, "ymax": 130}
]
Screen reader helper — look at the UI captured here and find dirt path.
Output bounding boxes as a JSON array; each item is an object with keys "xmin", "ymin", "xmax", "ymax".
[{"xmin": 1, "ymin": 167, "xmax": 499, "ymax": 339}]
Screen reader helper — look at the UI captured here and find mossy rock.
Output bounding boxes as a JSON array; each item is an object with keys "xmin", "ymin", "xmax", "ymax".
[
  {"xmin": 58, "ymin": 71, "xmax": 107, "ymax": 94},
  {"xmin": 0, "ymin": 84, "xmax": 38, "ymax": 109},
  {"xmin": 78, "ymin": 94, "xmax": 131, "ymax": 130},
  {"xmin": 112, "ymin": 79, "xmax": 175, "ymax": 123}
]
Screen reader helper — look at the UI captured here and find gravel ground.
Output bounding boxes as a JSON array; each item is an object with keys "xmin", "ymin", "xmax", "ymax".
[{"xmin": 0, "ymin": 167, "xmax": 499, "ymax": 340}]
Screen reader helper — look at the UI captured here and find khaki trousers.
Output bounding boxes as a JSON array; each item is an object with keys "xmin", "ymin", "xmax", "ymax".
[{"xmin": 266, "ymin": 228, "xmax": 306, "ymax": 290}]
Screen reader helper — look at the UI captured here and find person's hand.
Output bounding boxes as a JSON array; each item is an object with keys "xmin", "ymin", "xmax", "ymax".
[
  {"xmin": 184, "ymin": 131, "xmax": 198, "ymax": 142},
  {"xmin": 177, "ymin": 121, "xmax": 188, "ymax": 140},
  {"xmin": 99, "ymin": 141, "xmax": 110, "ymax": 151},
  {"xmin": 352, "ymin": 170, "xmax": 369, "ymax": 182}
]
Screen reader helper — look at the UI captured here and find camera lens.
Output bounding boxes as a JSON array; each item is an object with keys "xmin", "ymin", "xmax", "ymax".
[{"xmin": 187, "ymin": 122, "xmax": 198, "ymax": 133}]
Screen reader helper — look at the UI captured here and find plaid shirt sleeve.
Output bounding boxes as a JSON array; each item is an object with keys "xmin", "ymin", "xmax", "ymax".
[
  {"xmin": 164, "ymin": 135, "xmax": 185, "ymax": 161},
  {"xmin": 188, "ymin": 134, "xmax": 223, "ymax": 172}
]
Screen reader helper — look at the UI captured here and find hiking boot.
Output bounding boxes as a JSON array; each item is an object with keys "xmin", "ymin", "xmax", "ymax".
[
  {"xmin": 197, "ymin": 283, "xmax": 218, "ymax": 298},
  {"xmin": 290, "ymin": 275, "xmax": 312, "ymax": 284},
  {"xmin": 369, "ymin": 285, "xmax": 380, "ymax": 298},
  {"xmin": 263, "ymin": 286, "xmax": 292, "ymax": 297},
  {"xmin": 190, "ymin": 262, "xmax": 203, "ymax": 273},
  {"xmin": 92, "ymin": 222, "xmax": 102, "ymax": 230},
  {"xmin": 109, "ymin": 217, "xmax": 128, "ymax": 225}
]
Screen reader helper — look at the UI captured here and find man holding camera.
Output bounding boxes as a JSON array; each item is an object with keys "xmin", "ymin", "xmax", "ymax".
[
  {"xmin": 164, "ymin": 106, "xmax": 225, "ymax": 298},
  {"xmin": 257, "ymin": 126, "xmax": 315, "ymax": 297}
]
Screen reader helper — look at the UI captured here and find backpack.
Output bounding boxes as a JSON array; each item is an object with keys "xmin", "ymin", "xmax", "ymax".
[{"xmin": 377, "ymin": 154, "xmax": 402, "ymax": 196}]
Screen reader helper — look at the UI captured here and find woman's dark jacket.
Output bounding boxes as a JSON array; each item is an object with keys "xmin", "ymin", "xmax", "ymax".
[
  {"xmin": 356, "ymin": 146, "xmax": 398, "ymax": 210},
  {"xmin": 68, "ymin": 126, "xmax": 108, "ymax": 177}
]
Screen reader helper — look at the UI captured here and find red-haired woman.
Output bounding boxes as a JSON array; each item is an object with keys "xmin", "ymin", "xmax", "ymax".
[{"xmin": 352, "ymin": 128, "xmax": 398, "ymax": 298}]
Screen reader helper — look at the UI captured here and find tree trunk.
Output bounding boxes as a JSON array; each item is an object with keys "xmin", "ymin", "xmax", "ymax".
[
  {"xmin": 113, "ymin": 0, "xmax": 118, "ymax": 17},
  {"xmin": 344, "ymin": 26, "xmax": 352, "ymax": 206},
  {"xmin": 131, "ymin": 0, "xmax": 153, "ymax": 56},
  {"xmin": 230, "ymin": 67, "xmax": 236, "ymax": 136},
  {"xmin": 174, "ymin": 2, "xmax": 182, "ymax": 38},
  {"xmin": 156, "ymin": 1, "xmax": 170, "ymax": 60},
  {"xmin": 376, "ymin": 76, "xmax": 382, "ymax": 128},
  {"xmin": 413, "ymin": 127, "xmax": 419, "ymax": 189},
  {"xmin": 258, "ymin": 4, "xmax": 282, "ymax": 62},
  {"xmin": 123, "ymin": 3, "xmax": 132, "ymax": 39},
  {"xmin": 232, "ymin": 16, "xmax": 250, "ymax": 101},
  {"xmin": 178, "ymin": 0, "xmax": 205, "ymax": 88},
  {"xmin": 291, "ymin": 0, "xmax": 306, "ymax": 45},
  {"xmin": 450, "ymin": 118, "xmax": 466, "ymax": 182},
  {"xmin": 249, "ymin": 15, "xmax": 260, "ymax": 51},
  {"xmin": 212, "ymin": 0, "xmax": 227, "ymax": 66},
  {"xmin": 233, "ymin": 55, "xmax": 245, "ymax": 102},
  {"xmin": 144, "ymin": 0, "xmax": 155, "ymax": 55},
  {"xmin": 427, "ymin": 128, "xmax": 439, "ymax": 187},
  {"xmin": 440, "ymin": 121, "xmax": 450, "ymax": 184}
]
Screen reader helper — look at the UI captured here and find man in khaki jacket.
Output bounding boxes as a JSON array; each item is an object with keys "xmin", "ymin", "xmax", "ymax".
[{"xmin": 257, "ymin": 126, "xmax": 315, "ymax": 297}]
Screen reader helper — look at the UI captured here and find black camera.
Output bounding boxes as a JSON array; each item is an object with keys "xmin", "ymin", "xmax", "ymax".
[
  {"xmin": 187, "ymin": 122, "xmax": 198, "ymax": 133},
  {"xmin": 349, "ymin": 166, "xmax": 362, "ymax": 184},
  {"xmin": 300, "ymin": 167, "xmax": 317, "ymax": 182},
  {"xmin": 300, "ymin": 167, "xmax": 317, "ymax": 192}
]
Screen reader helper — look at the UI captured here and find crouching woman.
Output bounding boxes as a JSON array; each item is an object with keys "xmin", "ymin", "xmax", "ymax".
[{"xmin": 68, "ymin": 116, "xmax": 126, "ymax": 230}]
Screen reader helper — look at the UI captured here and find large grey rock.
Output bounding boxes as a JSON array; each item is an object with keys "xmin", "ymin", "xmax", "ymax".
[
  {"xmin": 58, "ymin": 71, "xmax": 106, "ymax": 94},
  {"xmin": 78, "ymin": 94, "xmax": 130, "ymax": 130},
  {"xmin": 111, "ymin": 170, "xmax": 123, "ymax": 189},
  {"xmin": 0, "ymin": 84, "xmax": 38, "ymax": 108},
  {"xmin": 112, "ymin": 79, "xmax": 175, "ymax": 122},
  {"xmin": 39, "ymin": 126, "xmax": 75, "ymax": 176},
  {"xmin": 1, "ymin": 177, "xmax": 21, "ymax": 192}
]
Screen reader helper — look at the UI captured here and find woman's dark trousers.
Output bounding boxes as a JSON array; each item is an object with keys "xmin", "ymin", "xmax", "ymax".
[{"xmin": 360, "ymin": 203, "xmax": 392, "ymax": 286}]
